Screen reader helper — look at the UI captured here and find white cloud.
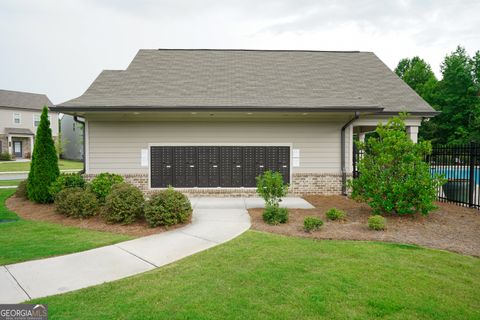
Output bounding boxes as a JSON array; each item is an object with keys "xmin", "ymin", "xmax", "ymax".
[{"xmin": 0, "ymin": 0, "xmax": 478, "ymax": 104}]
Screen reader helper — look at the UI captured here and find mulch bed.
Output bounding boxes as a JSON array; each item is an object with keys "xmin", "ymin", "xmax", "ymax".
[
  {"xmin": 249, "ymin": 195, "xmax": 480, "ymax": 257},
  {"xmin": 6, "ymin": 196, "xmax": 185, "ymax": 237}
]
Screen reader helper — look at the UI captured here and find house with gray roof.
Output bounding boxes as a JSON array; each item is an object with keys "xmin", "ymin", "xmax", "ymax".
[
  {"xmin": 0, "ymin": 89, "xmax": 59, "ymax": 159},
  {"xmin": 54, "ymin": 49, "xmax": 437, "ymax": 195}
]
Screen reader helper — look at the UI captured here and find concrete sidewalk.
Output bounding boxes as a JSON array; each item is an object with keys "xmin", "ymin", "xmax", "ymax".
[{"xmin": 0, "ymin": 197, "xmax": 312, "ymax": 303}]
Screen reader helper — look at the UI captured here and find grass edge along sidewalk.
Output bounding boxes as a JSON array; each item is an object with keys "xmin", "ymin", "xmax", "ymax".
[{"xmin": 0, "ymin": 189, "xmax": 132, "ymax": 265}]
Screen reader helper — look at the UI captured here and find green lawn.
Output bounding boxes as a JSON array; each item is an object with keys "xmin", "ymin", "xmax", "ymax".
[
  {"xmin": 0, "ymin": 189, "xmax": 132, "ymax": 265},
  {"xmin": 0, "ymin": 159, "xmax": 83, "ymax": 172},
  {"xmin": 0, "ymin": 179, "xmax": 22, "ymax": 186},
  {"xmin": 0, "ymin": 188, "xmax": 19, "ymax": 220},
  {"xmin": 33, "ymin": 231, "xmax": 480, "ymax": 320}
]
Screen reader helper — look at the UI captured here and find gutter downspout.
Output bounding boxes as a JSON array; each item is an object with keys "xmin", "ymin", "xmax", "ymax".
[
  {"xmin": 73, "ymin": 116, "xmax": 86, "ymax": 174},
  {"xmin": 341, "ymin": 112, "xmax": 360, "ymax": 195}
]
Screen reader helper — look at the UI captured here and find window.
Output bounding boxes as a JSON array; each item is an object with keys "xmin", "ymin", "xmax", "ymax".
[
  {"xmin": 13, "ymin": 113, "xmax": 21, "ymax": 124},
  {"xmin": 34, "ymin": 114, "xmax": 51, "ymax": 127},
  {"xmin": 34, "ymin": 115, "xmax": 40, "ymax": 127}
]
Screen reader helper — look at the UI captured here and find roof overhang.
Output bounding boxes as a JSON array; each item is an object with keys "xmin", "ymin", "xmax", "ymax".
[
  {"xmin": 0, "ymin": 105, "xmax": 48, "ymax": 112},
  {"xmin": 374, "ymin": 111, "xmax": 440, "ymax": 117},
  {"xmin": 5, "ymin": 128, "xmax": 35, "ymax": 135},
  {"xmin": 51, "ymin": 105, "xmax": 384, "ymax": 114}
]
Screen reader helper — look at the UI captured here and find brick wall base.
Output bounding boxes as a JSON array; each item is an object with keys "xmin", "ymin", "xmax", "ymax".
[{"xmin": 83, "ymin": 173, "xmax": 349, "ymax": 197}]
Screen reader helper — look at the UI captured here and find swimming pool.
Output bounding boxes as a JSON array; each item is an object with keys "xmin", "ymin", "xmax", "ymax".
[{"xmin": 431, "ymin": 167, "xmax": 480, "ymax": 185}]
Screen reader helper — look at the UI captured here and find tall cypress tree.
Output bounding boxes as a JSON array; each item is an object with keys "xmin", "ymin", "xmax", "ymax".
[{"xmin": 27, "ymin": 106, "xmax": 60, "ymax": 203}]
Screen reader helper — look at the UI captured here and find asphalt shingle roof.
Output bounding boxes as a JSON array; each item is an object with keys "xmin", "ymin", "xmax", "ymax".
[
  {"xmin": 5, "ymin": 127, "xmax": 34, "ymax": 135},
  {"xmin": 58, "ymin": 49, "xmax": 436, "ymax": 114},
  {"xmin": 0, "ymin": 89, "xmax": 53, "ymax": 110}
]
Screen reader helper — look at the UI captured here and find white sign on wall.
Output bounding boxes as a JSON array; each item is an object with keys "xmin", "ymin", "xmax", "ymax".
[
  {"xmin": 293, "ymin": 157, "xmax": 300, "ymax": 167},
  {"xmin": 141, "ymin": 149, "xmax": 148, "ymax": 167},
  {"xmin": 292, "ymin": 149, "xmax": 300, "ymax": 167}
]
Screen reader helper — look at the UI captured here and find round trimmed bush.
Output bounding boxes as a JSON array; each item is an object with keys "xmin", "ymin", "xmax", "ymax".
[
  {"xmin": 303, "ymin": 216, "xmax": 323, "ymax": 232},
  {"xmin": 103, "ymin": 183, "xmax": 144, "ymax": 224},
  {"xmin": 326, "ymin": 208, "xmax": 346, "ymax": 221},
  {"xmin": 144, "ymin": 187, "xmax": 192, "ymax": 227},
  {"xmin": 49, "ymin": 173, "xmax": 86, "ymax": 199},
  {"xmin": 368, "ymin": 215, "xmax": 386, "ymax": 231},
  {"xmin": 262, "ymin": 205, "xmax": 289, "ymax": 225},
  {"xmin": 54, "ymin": 187, "xmax": 79, "ymax": 215},
  {"xmin": 89, "ymin": 173, "xmax": 124, "ymax": 202},
  {"xmin": 15, "ymin": 180, "xmax": 28, "ymax": 199},
  {"xmin": 54, "ymin": 187, "xmax": 99, "ymax": 218}
]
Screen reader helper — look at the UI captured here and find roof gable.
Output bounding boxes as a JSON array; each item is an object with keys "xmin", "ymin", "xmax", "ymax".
[
  {"xmin": 0, "ymin": 89, "xmax": 53, "ymax": 110},
  {"xmin": 58, "ymin": 49, "xmax": 435, "ymax": 114}
]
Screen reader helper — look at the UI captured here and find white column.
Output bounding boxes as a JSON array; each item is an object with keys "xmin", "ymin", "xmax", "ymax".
[
  {"xmin": 85, "ymin": 120, "xmax": 89, "ymax": 173},
  {"xmin": 406, "ymin": 126, "xmax": 419, "ymax": 143},
  {"xmin": 347, "ymin": 124, "xmax": 354, "ymax": 173},
  {"xmin": 358, "ymin": 132, "xmax": 366, "ymax": 143},
  {"xmin": 7, "ymin": 135, "xmax": 12, "ymax": 155},
  {"xmin": 30, "ymin": 136, "xmax": 34, "ymax": 153}
]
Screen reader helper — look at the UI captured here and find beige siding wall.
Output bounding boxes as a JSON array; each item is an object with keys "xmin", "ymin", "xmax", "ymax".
[
  {"xmin": 87, "ymin": 120, "xmax": 353, "ymax": 175},
  {"xmin": 0, "ymin": 107, "xmax": 59, "ymax": 136}
]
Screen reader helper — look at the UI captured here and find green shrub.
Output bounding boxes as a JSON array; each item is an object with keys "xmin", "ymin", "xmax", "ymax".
[
  {"xmin": 325, "ymin": 208, "xmax": 346, "ymax": 221},
  {"xmin": 368, "ymin": 215, "xmax": 386, "ymax": 231},
  {"xmin": 303, "ymin": 216, "xmax": 323, "ymax": 232},
  {"xmin": 349, "ymin": 115, "xmax": 445, "ymax": 216},
  {"xmin": 144, "ymin": 187, "xmax": 192, "ymax": 227},
  {"xmin": 103, "ymin": 183, "xmax": 144, "ymax": 224},
  {"xmin": 256, "ymin": 170, "xmax": 289, "ymax": 208},
  {"xmin": 15, "ymin": 180, "xmax": 28, "ymax": 199},
  {"xmin": 49, "ymin": 173, "xmax": 86, "ymax": 199},
  {"xmin": 54, "ymin": 187, "xmax": 75, "ymax": 215},
  {"xmin": 89, "ymin": 173, "xmax": 124, "ymax": 202},
  {"xmin": 54, "ymin": 187, "xmax": 99, "ymax": 218},
  {"xmin": 27, "ymin": 107, "xmax": 60, "ymax": 203},
  {"xmin": 0, "ymin": 152, "xmax": 12, "ymax": 161},
  {"xmin": 262, "ymin": 205, "xmax": 289, "ymax": 225}
]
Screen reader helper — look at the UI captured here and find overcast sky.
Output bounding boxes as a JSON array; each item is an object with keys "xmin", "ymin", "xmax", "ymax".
[{"xmin": 1, "ymin": 0, "xmax": 479, "ymax": 104}]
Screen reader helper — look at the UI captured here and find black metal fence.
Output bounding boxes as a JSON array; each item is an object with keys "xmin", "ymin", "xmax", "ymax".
[
  {"xmin": 353, "ymin": 142, "xmax": 480, "ymax": 210},
  {"xmin": 352, "ymin": 143, "xmax": 363, "ymax": 179},
  {"xmin": 427, "ymin": 143, "xmax": 479, "ymax": 209}
]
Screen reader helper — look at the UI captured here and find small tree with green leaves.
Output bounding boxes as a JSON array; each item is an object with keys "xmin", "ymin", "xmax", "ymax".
[
  {"xmin": 349, "ymin": 115, "xmax": 445, "ymax": 216},
  {"xmin": 27, "ymin": 106, "xmax": 60, "ymax": 203},
  {"xmin": 256, "ymin": 171, "xmax": 289, "ymax": 224},
  {"xmin": 55, "ymin": 132, "xmax": 68, "ymax": 157},
  {"xmin": 256, "ymin": 170, "xmax": 289, "ymax": 207}
]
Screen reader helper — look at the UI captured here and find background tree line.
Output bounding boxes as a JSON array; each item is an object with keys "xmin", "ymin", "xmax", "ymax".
[{"xmin": 395, "ymin": 46, "xmax": 480, "ymax": 145}]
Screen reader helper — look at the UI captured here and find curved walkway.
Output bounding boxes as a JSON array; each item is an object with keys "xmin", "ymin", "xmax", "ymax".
[{"xmin": 0, "ymin": 197, "xmax": 312, "ymax": 303}]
